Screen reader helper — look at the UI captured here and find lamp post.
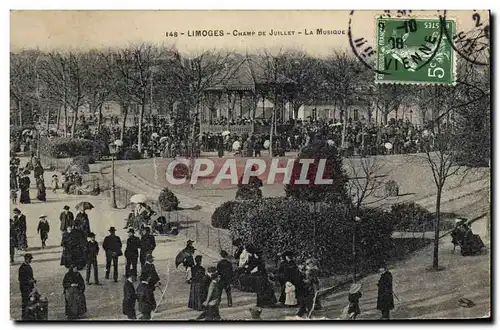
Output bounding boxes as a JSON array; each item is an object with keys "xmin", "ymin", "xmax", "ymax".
[
  {"xmin": 109, "ymin": 139, "xmax": 123, "ymax": 208},
  {"xmin": 352, "ymin": 216, "xmax": 362, "ymax": 283}
]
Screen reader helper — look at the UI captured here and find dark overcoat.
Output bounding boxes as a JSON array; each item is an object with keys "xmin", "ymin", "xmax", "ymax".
[{"xmin": 376, "ymin": 271, "xmax": 394, "ymax": 311}]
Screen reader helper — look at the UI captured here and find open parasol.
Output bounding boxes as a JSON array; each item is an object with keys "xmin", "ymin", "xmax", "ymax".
[
  {"xmin": 151, "ymin": 132, "xmax": 159, "ymax": 139},
  {"xmin": 232, "ymin": 141, "xmax": 241, "ymax": 151},
  {"xmin": 263, "ymin": 140, "xmax": 270, "ymax": 149},
  {"xmin": 130, "ymin": 194, "xmax": 148, "ymax": 204},
  {"xmin": 221, "ymin": 130, "xmax": 230, "ymax": 136},
  {"xmin": 384, "ymin": 142, "xmax": 393, "ymax": 150},
  {"xmin": 75, "ymin": 201, "xmax": 94, "ymax": 211},
  {"xmin": 22, "ymin": 129, "xmax": 31, "ymax": 136},
  {"xmin": 175, "ymin": 248, "xmax": 195, "ymax": 268}
]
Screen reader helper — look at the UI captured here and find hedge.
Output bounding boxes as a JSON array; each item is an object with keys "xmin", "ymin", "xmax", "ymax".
[
  {"xmin": 229, "ymin": 197, "xmax": 396, "ymax": 274},
  {"xmin": 211, "ymin": 200, "xmax": 254, "ymax": 229},
  {"xmin": 40, "ymin": 137, "xmax": 105, "ymax": 159}
]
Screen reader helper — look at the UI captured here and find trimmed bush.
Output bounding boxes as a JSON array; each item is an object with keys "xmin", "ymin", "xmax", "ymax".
[
  {"xmin": 235, "ymin": 175, "xmax": 263, "ymax": 200},
  {"xmin": 285, "ymin": 140, "xmax": 351, "ymax": 204},
  {"xmin": 391, "ymin": 202, "xmax": 433, "ymax": 231},
  {"xmin": 158, "ymin": 187, "xmax": 179, "ymax": 211},
  {"xmin": 71, "ymin": 156, "xmax": 93, "ymax": 173},
  {"xmin": 42, "ymin": 137, "xmax": 103, "ymax": 159},
  {"xmin": 211, "ymin": 201, "xmax": 238, "ymax": 229},
  {"xmin": 121, "ymin": 148, "xmax": 142, "ymax": 160}
]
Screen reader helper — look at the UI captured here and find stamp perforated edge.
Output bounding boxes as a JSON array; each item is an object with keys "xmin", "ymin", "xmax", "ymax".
[{"xmin": 368, "ymin": 13, "xmax": 458, "ymax": 86}]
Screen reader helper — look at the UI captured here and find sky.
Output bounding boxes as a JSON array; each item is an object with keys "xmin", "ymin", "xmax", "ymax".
[{"xmin": 10, "ymin": 10, "xmax": 488, "ymax": 57}]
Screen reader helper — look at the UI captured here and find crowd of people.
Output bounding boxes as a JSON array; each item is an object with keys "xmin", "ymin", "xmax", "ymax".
[
  {"xmin": 14, "ymin": 200, "xmax": 168, "ymax": 320},
  {"xmin": 42, "ymin": 112, "xmax": 438, "ymax": 162}
]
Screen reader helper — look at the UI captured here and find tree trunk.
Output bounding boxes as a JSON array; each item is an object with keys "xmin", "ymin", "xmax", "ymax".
[
  {"xmin": 97, "ymin": 103, "xmax": 103, "ymax": 131},
  {"xmin": 45, "ymin": 108, "xmax": 50, "ymax": 131},
  {"xmin": 383, "ymin": 111, "xmax": 389, "ymax": 125},
  {"xmin": 120, "ymin": 103, "xmax": 128, "ymax": 142},
  {"xmin": 433, "ymin": 185, "xmax": 442, "ymax": 269},
  {"xmin": 71, "ymin": 106, "xmax": 79, "ymax": 137},
  {"xmin": 18, "ymin": 100, "xmax": 23, "ymax": 126},
  {"xmin": 63, "ymin": 103, "xmax": 68, "ymax": 136},
  {"xmin": 138, "ymin": 100, "xmax": 145, "ymax": 153},
  {"xmin": 56, "ymin": 105, "xmax": 61, "ymax": 130}
]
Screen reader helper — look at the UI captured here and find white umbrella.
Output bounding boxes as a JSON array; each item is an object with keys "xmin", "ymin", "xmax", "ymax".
[
  {"xmin": 151, "ymin": 132, "xmax": 159, "ymax": 139},
  {"xmin": 384, "ymin": 142, "xmax": 393, "ymax": 150},
  {"xmin": 22, "ymin": 129, "xmax": 31, "ymax": 135},
  {"xmin": 130, "ymin": 194, "xmax": 148, "ymax": 204},
  {"xmin": 263, "ymin": 140, "xmax": 270, "ymax": 149},
  {"xmin": 221, "ymin": 130, "xmax": 230, "ymax": 136},
  {"xmin": 327, "ymin": 139, "xmax": 335, "ymax": 146},
  {"xmin": 232, "ymin": 141, "xmax": 241, "ymax": 151}
]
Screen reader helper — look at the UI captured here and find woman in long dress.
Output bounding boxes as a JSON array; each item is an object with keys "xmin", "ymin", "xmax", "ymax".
[
  {"xmin": 36, "ymin": 178, "xmax": 46, "ymax": 202},
  {"xmin": 63, "ymin": 266, "xmax": 87, "ymax": 320},
  {"xmin": 188, "ymin": 255, "xmax": 206, "ymax": 311},
  {"xmin": 250, "ymin": 251, "xmax": 277, "ymax": 308},
  {"xmin": 19, "ymin": 173, "xmax": 31, "ymax": 204}
]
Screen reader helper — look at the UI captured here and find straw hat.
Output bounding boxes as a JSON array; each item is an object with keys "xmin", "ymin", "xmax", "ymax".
[{"xmin": 349, "ymin": 283, "xmax": 362, "ymax": 294}]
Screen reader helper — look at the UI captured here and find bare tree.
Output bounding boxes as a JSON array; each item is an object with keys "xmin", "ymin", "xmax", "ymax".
[
  {"xmin": 161, "ymin": 49, "xmax": 235, "ymax": 141},
  {"xmin": 108, "ymin": 44, "xmax": 160, "ymax": 149},
  {"xmin": 347, "ymin": 157, "xmax": 387, "ymax": 210},
  {"xmin": 85, "ymin": 50, "xmax": 112, "ymax": 130},
  {"xmin": 10, "ymin": 51, "xmax": 40, "ymax": 126},
  {"xmin": 373, "ymin": 84, "xmax": 411, "ymax": 124},
  {"xmin": 417, "ymin": 58, "xmax": 489, "ymax": 270}
]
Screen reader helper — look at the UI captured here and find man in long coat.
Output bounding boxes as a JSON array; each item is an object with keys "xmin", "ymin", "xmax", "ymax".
[
  {"xmin": 137, "ymin": 276, "xmax": 157, "ymax": 320},
  {"xmin": 13, "ymin": 208, "xmax": 27, "ymax": 250},
  {"xmin": 59, "ymin": 206, "xmax": 74, "ymax": 233},
  {"xmin": 139, "ymin": 227, "xmax": 156, "ymax": 268},
  {"xmin": 103, "ymin": 227, "xmax": 122, "ymax": 282},
  {"xmin": 376, "ymin": 265, "xmax": 394, "ymax": 320},
  {"xmin": 125, "ymin": 228, "xmax": 141, "ymax": 278},
  {"xmin": 123, "ymin": 274, "xmax": 137, "ymax": 319},
  {"xmin": 19, "ymin": 253, "xmax": 35, "ymax": 320}
]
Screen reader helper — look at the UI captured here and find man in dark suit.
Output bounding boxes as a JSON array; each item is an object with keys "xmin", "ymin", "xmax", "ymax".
[
  {"xmin": 85, "ymin": 232, "xmax": 100, "ymax": 285},
  {"xmin": 377, "ymin": 265, "xmax": 394, "ymax": 319},
  {"xmin": 139, "ymin": 227, "xmax": 156, "ymax": 268},
  {"xmin": 103, "ymin": 227, "xmax": 122, "ymax": 282},
  {"xmin": 59, "ymin": 206, "xmax": 74, "ymax": 233},
  {"xmin": 13, "ymin": 208, "xmax": 27, "ymax": 251},
  {"xmin": 140, "ymin": 254, "xmax": 161, "ymax": 290},
  {"xmin": 122, "ymin": 274, "xmax": 137, "ymax": 320},
  {"xmin": 216, "ymin": 250, "xmax": 233, "ymax": 307},
  {"xmin": 125, "ymin": 228, "xmax": 141, "ymax": 278},
  {"xmin": 19, "ymin": 253, "xmax": 35, "ymax": 320}
]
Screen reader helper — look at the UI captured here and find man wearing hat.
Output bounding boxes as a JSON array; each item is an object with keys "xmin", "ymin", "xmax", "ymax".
[
  {"xmin": 376, "ymin": 264, "xmax": 394, "ymax": 320},
  {"xmin": 103, "ymin": 227, "xmax": 123, "ymax": 282},
  {"xmin": 19, "ymin": 253, "xmax": 36, "ymax": 320},
  {"xmin": 139, "ymin": 227, "xmax": 156, "ymax": 269},
  {"xmin": 59, "ymin": 206, "xmax": 74, "ymax": 233},
  {"xmin": 36, "ymin": 215, "xmax": 50, "ymax": 249},
  {"xmin": 122, "ymin": 273, "xmax": 137, "ymax": 320},
  {"xmin": 13, "ymin": 208, "xmax": 27, "ymax": 251},
  {"xmin": 140, "ymin": 254, "xmax": 161, "ymax": 290},
  {"xmin": 216, "ymin": 250, "xmax": 233, "ymax": 307},
  {"xmin": 125, "ymin": 228, "xmax": 141, "ymax": 278},
  {"xmin": 85, "ymin": 232, "xmax": 100, "ymax": 285}
]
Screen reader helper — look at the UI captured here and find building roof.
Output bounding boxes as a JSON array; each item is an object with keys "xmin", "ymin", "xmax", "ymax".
[{"xmin": 206, "ymin": 56, "xmax": 296, "ymax": 93}]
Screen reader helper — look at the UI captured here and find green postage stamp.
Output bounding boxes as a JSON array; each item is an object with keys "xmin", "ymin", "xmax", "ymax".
[{"xmin": 375, "ymin": 17, "xmax": 456, "ymax": 85}]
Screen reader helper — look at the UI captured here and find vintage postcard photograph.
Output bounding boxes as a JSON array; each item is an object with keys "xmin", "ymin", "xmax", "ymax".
[{"xmin": 9, "ymin": 10, "xmax": 491, "ymax": 321}]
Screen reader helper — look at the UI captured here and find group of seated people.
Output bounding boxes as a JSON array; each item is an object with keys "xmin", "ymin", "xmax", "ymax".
[
  {"xmin": 125, "ymin": 203, "xmax": 179, "ymax": 236},
  {"xmin": 451, "ymin": 218, "xmax": 486, "ymax": 256}
]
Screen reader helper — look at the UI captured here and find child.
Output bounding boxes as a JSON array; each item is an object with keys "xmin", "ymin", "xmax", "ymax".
[
  {"xmin": 51, "ymin": 174, "xmax": 59, "ymax": 193},
  {"xmin": 347, "ymin": 282, "xmax": 362, "ymax": 320},
  {"xmin": 10, "ymin": 189, "xmax": 18, "ymax": 204},
  {"xmin": 284, "ymin": 281, "xmax": 297, "ymax": 306},
  {"xmin": 37, "ymin": 215, "xmax": 50, "ymax": 249}
]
